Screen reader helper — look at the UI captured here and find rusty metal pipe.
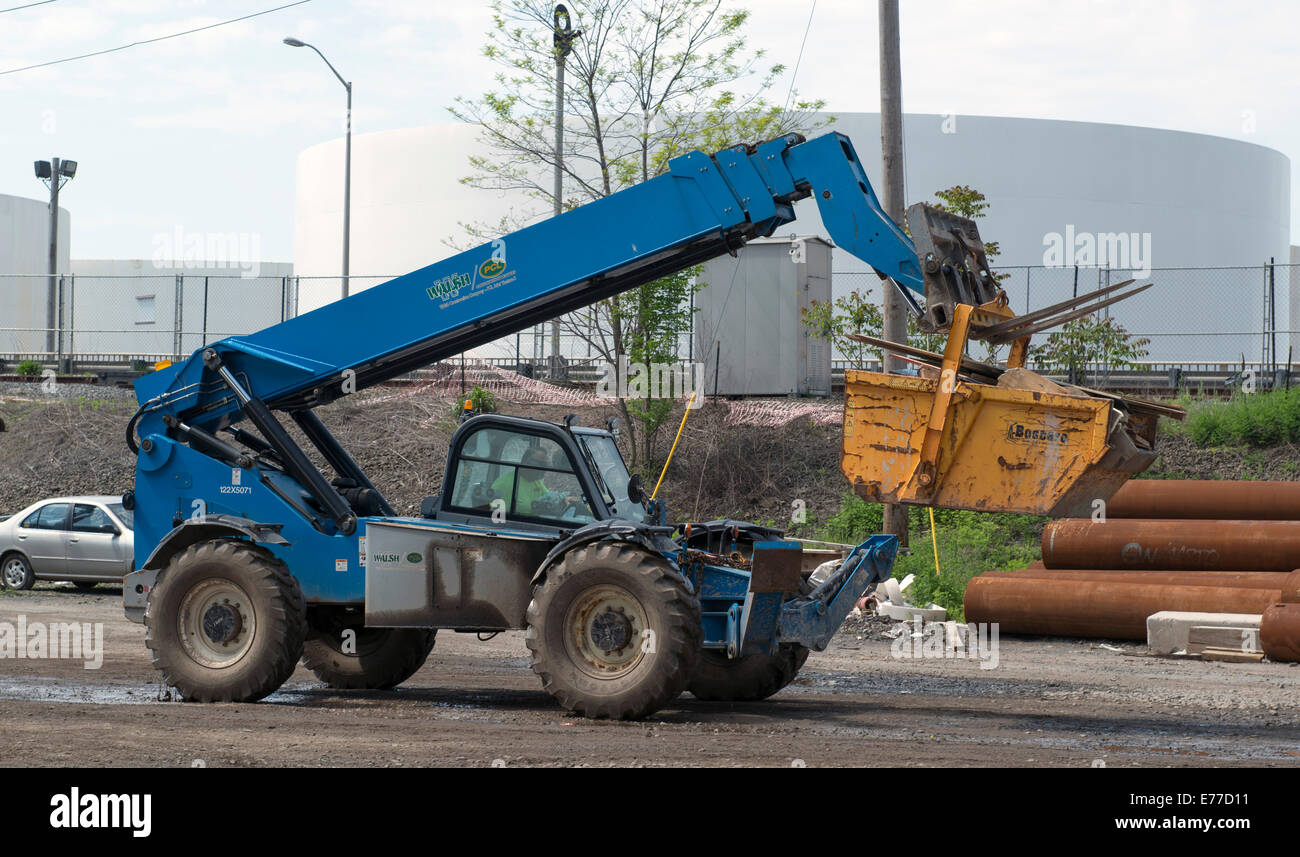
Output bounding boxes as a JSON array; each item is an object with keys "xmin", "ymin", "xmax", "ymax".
[
  {"xmin": 994, "ymin": 569, "xmax": 1291, "ymax": 589},
  {"xmin": 1261, "ymin": 603, "xmax": 1300, "ymax": 662},
  {"xmin": 1042, "ymin": 519, "xmax": 1300, "ymax": 571},
  {"xmin": 1106, "ymin": 480, "xmax": 1300, "ymax": 520},
  {"xmin": 963, "ymin": 576, "xmax": 1281, "ymax": 639},
  {"xmin": 1284, "ymin": 570, "xmax": 1300, "ymax": 603}
]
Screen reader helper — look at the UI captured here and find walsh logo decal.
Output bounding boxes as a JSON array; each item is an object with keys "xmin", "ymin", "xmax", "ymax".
[{"xmin": 426, "ymin": 272, "xmax": 472, "ymax": 301}]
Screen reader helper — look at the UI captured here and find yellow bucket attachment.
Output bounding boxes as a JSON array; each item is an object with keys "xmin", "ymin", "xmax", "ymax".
[
  {"xmin": 841, "ymin": 369, "xmax": 1159, "ymax": 517},
  {"xmin": 838, "ymin": 298, "xmax": 1181, "ymax": 517}
]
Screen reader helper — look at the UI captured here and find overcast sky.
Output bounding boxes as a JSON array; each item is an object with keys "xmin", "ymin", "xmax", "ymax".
[{"xmin": 1, "ymin": 0, "xmax": 1296, "ymax": 263}]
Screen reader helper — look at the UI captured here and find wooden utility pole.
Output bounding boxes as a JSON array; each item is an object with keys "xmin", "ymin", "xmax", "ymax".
[{"xmin": 879, "ymin": 0, "xmax": 909, "ymax": 546}]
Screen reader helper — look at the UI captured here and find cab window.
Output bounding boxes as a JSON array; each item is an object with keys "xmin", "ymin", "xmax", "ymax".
[{"xmin": 448, "ymin": 427, "xmax": 596, "ymax": 525}]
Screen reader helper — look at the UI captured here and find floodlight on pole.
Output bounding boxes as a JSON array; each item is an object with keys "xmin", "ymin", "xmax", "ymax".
[{"xmin": 34, "ymin": 156, "xmax": 75, "ymax": 358}]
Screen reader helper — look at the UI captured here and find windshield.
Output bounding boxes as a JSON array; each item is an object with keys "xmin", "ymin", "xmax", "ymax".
[
  {"xmin": 109, "ymin": 503, "xmax": 134, "ymax": 530},
  {"xmin": 578, "ymin": 434, "xmax": 645, "ymax": 524}
]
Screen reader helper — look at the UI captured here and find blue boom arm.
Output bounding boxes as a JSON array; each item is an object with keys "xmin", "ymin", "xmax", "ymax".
[{"xmin": 133, "ymin": 132, "xmax": 920, "ymax": 432}]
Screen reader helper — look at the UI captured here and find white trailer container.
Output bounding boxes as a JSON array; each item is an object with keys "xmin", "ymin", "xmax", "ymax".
[{"xmin": 694, "ymin": 235, "xmax": 832, "ymax": 397}]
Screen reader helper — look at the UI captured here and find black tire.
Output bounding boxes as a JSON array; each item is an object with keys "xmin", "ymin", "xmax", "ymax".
[
  {"xmin": 145, "ymin": 539, "xmax": 307, "ymax": 703},
  {"xmin": 688, "ymin": 644, "xmax": 810, "ymax": 701},
  {"xmin": 689, "ymin": 571, "xmax": 814, "ymax": 702},
  {"xmin": 302, "ymin": 623, "xmax": 436, "ymax": 690},
  {"xmin": 526, "ymin": 542, "xmax": 701, "ymax": 720},
  {"xmin": 1, "ymin": 553, "xmax": 35, "ymax": 591}
]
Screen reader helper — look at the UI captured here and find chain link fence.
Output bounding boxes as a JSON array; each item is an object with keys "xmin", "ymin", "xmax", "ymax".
[
  {"xmin": 2, "ymin": 263, "xmax": 1295, "ymax": 390},
  {"xmin": 832, "ymin": 262, "xmax": 1296, "ymax": 377},
  {"xmin": 0, "ymin": 273, "xmax": 296, "ymax": 367}
]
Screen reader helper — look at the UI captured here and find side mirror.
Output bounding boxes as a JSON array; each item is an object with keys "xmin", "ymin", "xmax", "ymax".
[
  {"xmin": 100, "ymin": 524, "xmax": 119, "ymax": 535},
  {"xmin": 626, "ymin": 474, "xmax": 646, "ymax": 506},
  {"xmin": 419, "ymin": 496, "xmax": 439, "ymax": 519}
]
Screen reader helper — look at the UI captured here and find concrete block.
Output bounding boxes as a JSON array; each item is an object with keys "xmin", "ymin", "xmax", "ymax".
[
  {"xmin": 1146, "ymin": 611, "xmax": 1262, "ymax": 655},
  {"xmin": 878, "ymin": 578, "xmax": 903, "ymax": 604},
  {"xmin": 881, "ymin": 602, "xmax": 946, "ymax": 622}
]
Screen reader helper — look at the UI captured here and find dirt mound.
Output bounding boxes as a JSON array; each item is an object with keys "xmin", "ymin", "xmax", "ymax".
[{"xmin": 6, "ymin": 385, "xmax": 1290, "ymax": 524}]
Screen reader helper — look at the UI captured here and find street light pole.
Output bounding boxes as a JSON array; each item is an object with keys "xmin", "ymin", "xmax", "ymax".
[
  {"xmin": 284, "ymin": 37, "xmax": 351, "ymax": 298},
  {"xmin": 549, "ymin": 5, "xmax": 581, "ymax": 377},
  {"xmin": 34, "ymin": 157, "xmax": 75, "ymax": 357},
  {"xmin": 47, "ymin": 156, "xmax": 60, "ymax": 356}
]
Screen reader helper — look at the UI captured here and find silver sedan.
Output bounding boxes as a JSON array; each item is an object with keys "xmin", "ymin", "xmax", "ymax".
[{"xmin": 0, "ymin": 496, "xmax": 134, "ymax": 590}]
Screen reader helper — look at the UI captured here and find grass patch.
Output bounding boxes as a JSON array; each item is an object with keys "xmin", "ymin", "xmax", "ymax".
[
  {"xmin": 817, "ymin": 495, "xmax": 1044, "ymax": 621},
  {"xmin": 1167, "ymin": 388, "xmax": 1300, "ymax": 447}
]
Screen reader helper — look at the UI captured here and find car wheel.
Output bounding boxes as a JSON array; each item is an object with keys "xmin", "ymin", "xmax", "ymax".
[{"xmin": 1, "ymin": 554, "xmax": 35, "ymax": 590}]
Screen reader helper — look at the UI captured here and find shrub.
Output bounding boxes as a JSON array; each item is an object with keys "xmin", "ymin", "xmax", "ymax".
[{"xmin": 16, "ymin": 360, "xmax": 43, "ymax": 378}]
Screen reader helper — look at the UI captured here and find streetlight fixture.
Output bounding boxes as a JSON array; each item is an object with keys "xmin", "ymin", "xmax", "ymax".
[
  {"xmin": 547, "ymin": 5, "xmax": 581, "ymax": 376},
  {"xmin": 34, "ymin": 157, "xmax": 77, "ymax": 357},
  {"xmin": 284, "ymin": 36, "xmax": 352, "ymax": 298}
]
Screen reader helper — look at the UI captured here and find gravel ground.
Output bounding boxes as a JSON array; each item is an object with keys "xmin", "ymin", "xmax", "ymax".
[
  {"xmin": 0, "ymin": 586, "xmax": 1296, "ymax": 767},
  {"xmin": 0, "ymin": 380, "xmax": 136, "ymax": 401}
]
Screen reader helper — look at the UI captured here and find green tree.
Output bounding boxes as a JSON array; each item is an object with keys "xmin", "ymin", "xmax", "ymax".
[
  {"xmin": 801, "ymin": 288, "xmax": 883, "ymax": 369},
  {"xmin": 1031, "ymin": 316, "xmax": 1150, "ymax": 384},
  {"xmin": 452, "ymin": 0, "xmax": 827, "ymax": 466}
]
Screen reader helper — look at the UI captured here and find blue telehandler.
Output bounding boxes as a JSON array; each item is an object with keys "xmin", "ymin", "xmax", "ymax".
[{"xmin": 121, "ymin": 131, "xmax": 942, "ymax": 719}]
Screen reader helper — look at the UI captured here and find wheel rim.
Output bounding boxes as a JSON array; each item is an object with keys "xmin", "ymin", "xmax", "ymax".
[
  {"xmin": 177, "ymin": 579, "xmax": 257, "ymax": 669},
  {"xmin": 564, "ymin": 583, "xmax": 649, "ymax": 680},
  {"xmin": 3, "ymin": 558, "xmax": 28, "ymax": 588}
]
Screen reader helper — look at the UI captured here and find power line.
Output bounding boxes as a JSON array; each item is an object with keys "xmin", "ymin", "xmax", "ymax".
[
  {"xmin": 0, "ymin": 1, "xmax": 58, "ymax": 13},
  {"xmin": 0, "ymin": 0, "xmax": 314, "ymax": 76},
  {"xmin": 783, "ymin": 0, "xmax": 817, "ymax": 112}
]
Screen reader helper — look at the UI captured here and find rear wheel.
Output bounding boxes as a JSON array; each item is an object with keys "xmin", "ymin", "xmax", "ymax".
[
  {"xmin": 1, "ymin": 554, "xmax": 34, "ymax": 590},
  {"xmin": 145, "ymin": 539, "xmax": 306, "ymax": 702},
  {"xmin": 302, "ymin": 613, "xmax": 436, "ymax": 690},
  {"xmin": 527, "ymin": 542, "xmax": 701, "ymax": 720},
  {"xmin": 688, "ymin": 644, "xmax": 810, "ymax": 701},
  {"xmin": 689, "ymin": 569, "xmax": 814, "ymax": 702}
]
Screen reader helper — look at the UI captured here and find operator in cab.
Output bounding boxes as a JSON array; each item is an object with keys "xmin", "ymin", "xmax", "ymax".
[{"xmin": 491, "ymin": 447, "xmax": 593, "ymax": 521}]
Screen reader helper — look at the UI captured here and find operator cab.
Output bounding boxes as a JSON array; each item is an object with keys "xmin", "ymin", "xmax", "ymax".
[{"xmin": 428, "ymin": 414, "xmax": 647, "ymax": 534}]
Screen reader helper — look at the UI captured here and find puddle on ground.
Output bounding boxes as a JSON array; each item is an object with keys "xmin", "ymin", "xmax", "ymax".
[{"xmin": 0, "ymin": 677, "xmax": 324, "ymax": 706}]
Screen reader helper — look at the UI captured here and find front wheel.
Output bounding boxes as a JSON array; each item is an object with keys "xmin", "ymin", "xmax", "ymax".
[
  {"xmin": 145, "ymin": 539, "xmax": 306, "ymax": 702},
  {"xmin": 1, "ymin": 554, "xmax": 35, "ymax": 590},
  {"xmin": 526, "ymin": 542, "xmax": 701, "ymax": 720}
]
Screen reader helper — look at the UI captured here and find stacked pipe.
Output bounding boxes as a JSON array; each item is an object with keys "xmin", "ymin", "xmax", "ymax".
[{"xmin": 964, "ymin": 480, "xmax": 1300, "ymax": 659}]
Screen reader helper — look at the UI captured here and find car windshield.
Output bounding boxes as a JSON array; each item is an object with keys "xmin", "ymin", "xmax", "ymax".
[
  {"xmin": 109, "ymin": 503, "xmax": 134, "ymax": 530},
  {"xmin": 578, "ymin": 434, "xmax": 645, "ymax": 524}
]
